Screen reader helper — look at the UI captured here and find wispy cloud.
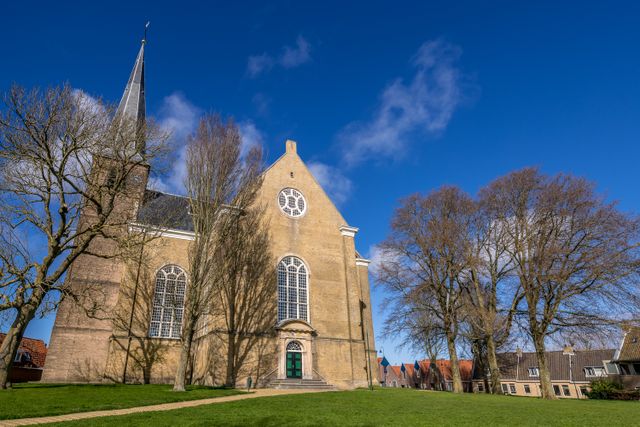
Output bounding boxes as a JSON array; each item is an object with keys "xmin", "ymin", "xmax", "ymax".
[
  {"xmin": 149, "ymin": 99, "xmax": 267, "ymax": 195},
  {"xmin": 367, "ymin": 244, "xmax": 401, "ymax": 276},
  {"xmin": 247, "ymin": 36, "xmax": 312, "ymax": 77},
  {"xmin": 307, "ymin": 161, "xmax": 353, "ymax": 206},
  {"xmin": 280, "ymin": 36, "xmax": 311, "ymax": 68},
  {"xmin": 338, "ymin": 39, "xmax": 464, "ymax": 166},
  {"xmin": 148, "ymin": 93, "xmax": 201, "ymax": 194},
  {"xmin": 238, "ymin": 120, "xmax": 264, "ymax": 157}
]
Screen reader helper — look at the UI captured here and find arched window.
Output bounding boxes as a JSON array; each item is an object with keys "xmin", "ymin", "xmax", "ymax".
[
  {"xmin": 277, "ymin": 256, "xmax": 308, "ymax": 323},
  {"xmin": 149, "ymin": 265, "xmax": 187, "ymax": 339}
]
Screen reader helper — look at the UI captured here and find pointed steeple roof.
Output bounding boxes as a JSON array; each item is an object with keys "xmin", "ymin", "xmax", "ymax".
[
  {"xmin": 114, "ymin": 39, "xmax": 146, "ymax": 156},
  {"xmin": 116, "ymin": 40, "xmax": 145, "ymax": 127}
]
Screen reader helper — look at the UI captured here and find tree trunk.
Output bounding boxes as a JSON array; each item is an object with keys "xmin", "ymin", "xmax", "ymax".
[
  {"xmin": 0, "ymin": 298, "xmax": 40, "ymax": 389},
  {"xmin": 485, "ymin": 334, "xmax": 502, "ymax": 394},
  {"xmin": 532, "ymin": 332, "xmax": 555, "ymax": 399},
  {"xmin": 225, "ymin": 332, "xmax": 236, "ymax": 388},
  {"xmin": 445, "ymin": 332, "xmax": 463, "ymax": 393},
  {"xmin": 173, "ymin": 316, "xmax": 195, "ymax": 392}
]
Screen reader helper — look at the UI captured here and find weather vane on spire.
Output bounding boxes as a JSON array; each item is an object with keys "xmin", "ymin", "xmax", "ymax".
[{"xmin": 143, "ymin": 21, "xmax": 150, "ymax": 44}]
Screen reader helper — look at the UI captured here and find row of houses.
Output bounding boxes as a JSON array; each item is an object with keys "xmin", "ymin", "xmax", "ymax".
[
  {"xmin": 380, "ymin": 326, "xmax": 640, "ymax": 399},
  {"xmin": 378, "ymin": 358, "xmax": 474, "ymax": 391}
]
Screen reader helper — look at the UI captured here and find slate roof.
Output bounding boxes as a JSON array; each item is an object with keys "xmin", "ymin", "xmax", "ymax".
[
  {"xmin": 136, "ymin": 190, "xmax": 193, "ymax": 232},
  {"xmin": 615, "ymin": 326, "xmax": 640, "ymax": 362},
  {"xmin": 0, "ymin": 333, "xmax": 48, "ymax": 368},
  {"xmin": 473, "ymin": 349, "xmax": 615, "ymax": 382}
]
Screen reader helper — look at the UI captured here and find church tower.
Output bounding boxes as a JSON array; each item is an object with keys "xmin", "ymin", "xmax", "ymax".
[{"xmin": 43, "ymin": 39, "xmax": 150, "ymax": 383}]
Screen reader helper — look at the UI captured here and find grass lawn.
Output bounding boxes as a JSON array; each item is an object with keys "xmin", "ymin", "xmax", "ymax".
[
  {"xmin": 47, "ymin": 387, "xmax": 639, "ymax": 426},
  {"xmin": 0, "ymin": 383, "xmax": 242, "ymax": 420}
]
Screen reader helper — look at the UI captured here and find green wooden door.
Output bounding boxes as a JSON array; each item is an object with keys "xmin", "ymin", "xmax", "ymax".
[{"xmin": 286, "ymin": 352, "xmax": 302, "ymax": 378}]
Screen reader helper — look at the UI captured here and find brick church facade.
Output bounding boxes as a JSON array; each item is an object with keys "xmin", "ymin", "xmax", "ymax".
[{"xmin": 42, "ymin": 39, "xmax": 377, "ymax": 390}]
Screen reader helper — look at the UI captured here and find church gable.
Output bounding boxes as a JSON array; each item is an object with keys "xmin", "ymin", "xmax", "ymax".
[{"xmin": 261, "ymin": 140, "xmax": 348, "ymax": 232}]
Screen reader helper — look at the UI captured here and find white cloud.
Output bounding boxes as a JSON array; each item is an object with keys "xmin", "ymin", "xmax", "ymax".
[
  {"xmin": 338, "ymin": 39, "xmax": 464, "ymax": 166},
  {"xmin": 151, "ymin": 92, "xmax": 201, "ymax": 195},
  {"xmin": 247, "ymin": 36, "xmax": 312, "ymax": 77},
  {"xmin": 307, "ymin": 161, "xmax": 353, "ymax": 206},
  {"xmin": 238, "ymin": 120, "xmax": 264, "ymax": 157},
  {"xmin": 247, "ymin": 54, "xmax": 275, "ymax": 78},
  {"xmin": 159, "ymin": 92, "xmax": 201, "ymax": 143},
  {"xmin": 367, "ymin": 244, "xmax": 401, "ymax": 277},
  {"xmin": 280, "ymin": 36, "xmax": 311, "ymax": 68}
]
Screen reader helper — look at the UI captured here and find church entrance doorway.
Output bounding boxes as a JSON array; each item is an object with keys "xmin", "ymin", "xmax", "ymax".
[{"xmin": 286, "ymin": 341, "xmax": 303, "ymax": 379}]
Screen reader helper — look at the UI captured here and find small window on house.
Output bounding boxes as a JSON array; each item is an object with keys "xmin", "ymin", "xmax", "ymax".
[
  {"xmin": 620, "ymin": 364, "xmax": 631, "ymax": 375},
  {"xmin": 633, "ymin": 363, "xmax": 640, "ymax": 375},
  {"xmin": 579, "ymin": 386, "xmax": 588, "ymax": 396},
  {"xmin": 524, "ymin": 384, "xmax": 531, "ymax": 394},
  {"xmin": 553, "ymin": 385, "xmax": 561, "ymax": 396},
  {"xmin": 562, "ymin": 385, "xmax": 571, "ymax": 396},
  {"xmin": 527, "ymin": 367, "xmax": 540, "ymax": 377},
  {"xmin": 604, "ymin": 361, "xmax": 619, "ymax": 375},
  {"xmin": 584, "ymin": 366, "xmax": 606, "ymax": 377},
  {"xmin": 501, "ymin": 383, "xmax": 509, "ymax": 394},
  {"xmin": 477, "ymin": 383, "xmax": 484, "ymax": 392},
  {"xmin": 509, "ymin": 384, "xmax": 516, "ymax": 394}
]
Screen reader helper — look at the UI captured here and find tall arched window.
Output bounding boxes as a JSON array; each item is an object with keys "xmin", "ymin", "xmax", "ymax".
[
  {"xmin": 149, "ymin": 264, "xmax": 186, "ymax": 339},
  {"xmin": 277, "ymin": 256, "xmax": 308, "ymax": 323}
]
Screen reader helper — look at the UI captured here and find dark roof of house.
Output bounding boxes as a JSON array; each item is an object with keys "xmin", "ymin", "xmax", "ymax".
[
  {"xmin": 473, "ymin": 348, "xmax": 615, "ymax": 382},
  {"xmin": 0, "ymin": 333, "xmax": 48, "ymax": 368},
  {"xmin": 136, "ymin": 190, "xmax": 193, "ymax": 232},
  {"xmin": 615, "ymin": 326, "xmax": 640, "ymax": 362}
]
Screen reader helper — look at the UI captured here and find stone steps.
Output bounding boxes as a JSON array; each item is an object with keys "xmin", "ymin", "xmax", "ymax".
[{"xmin": 269, "ymin": 378, "xmax": 336, "ymax": 390}]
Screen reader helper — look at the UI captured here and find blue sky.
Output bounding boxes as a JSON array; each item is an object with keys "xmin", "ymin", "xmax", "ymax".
[{"xmin": 3, "ymin": 1, "xmax": 640, "ymax": 366}]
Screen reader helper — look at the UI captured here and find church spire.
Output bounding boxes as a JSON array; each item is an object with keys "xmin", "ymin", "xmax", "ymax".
[{"xmin": 115, "ymin": 33, "xmax": 146, "ymax": 154}]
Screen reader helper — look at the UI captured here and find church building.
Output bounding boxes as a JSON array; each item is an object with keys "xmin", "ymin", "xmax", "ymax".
[{"xmin": 43, "ymin": 39, "xmax": 378, "ymax": 390}]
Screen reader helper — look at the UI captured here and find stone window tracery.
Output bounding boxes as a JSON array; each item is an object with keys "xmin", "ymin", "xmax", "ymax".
[
  {"xmin": 149, "ymin": 264, "xmax": 186, "ymax": 339},
  {"xmin": 277, "ymin": 256, "xmax": 308, "ymax": 322},
  {"xmin": 278, "ymin": 188, "xmax": 306, "ymax": 217}
]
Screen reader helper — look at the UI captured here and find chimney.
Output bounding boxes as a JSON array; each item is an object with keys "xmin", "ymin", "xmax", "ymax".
[{"xmin": 285, "ymin": 139, "xmax": 297, "ymax": 154}]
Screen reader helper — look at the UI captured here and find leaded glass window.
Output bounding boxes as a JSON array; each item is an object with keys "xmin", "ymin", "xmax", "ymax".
[
  {"xmin": 287, "ymin": 341, "xmax": 303, "ymax": 352},
  {"xmin": 278, "ymin": 188, "xmax": 306, "ymax": 217},
  {"xmin": 149, "ymin": 264, "xmax": 187, "ymax": 339},
  {"xmin": 277, "ymin": 256, "xmax": 309, "ymax": 322}
]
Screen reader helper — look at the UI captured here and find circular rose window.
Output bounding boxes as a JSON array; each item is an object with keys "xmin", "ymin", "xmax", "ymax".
[{"xmin": 278, "ymin": 188, "xmax": 306, "ymax": 217}]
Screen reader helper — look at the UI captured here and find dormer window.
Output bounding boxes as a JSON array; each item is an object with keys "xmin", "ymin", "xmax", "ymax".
[
  {"xmin": 528, "ymin": 367, "xmax": 539, "ymax": 377},
  {"xmin": 584, "ymin": 366, "xmax": 606, "ymax": 377}
]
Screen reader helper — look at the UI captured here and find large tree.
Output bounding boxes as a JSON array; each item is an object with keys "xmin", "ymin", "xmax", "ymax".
[
  {"xmin": 378, "ymin": 186, "xmax": 475, "ymax": 393},
  {"xmin": 211, "ymin": 199, "xmax": 276, "ymax": 387},
  {"xmin": 173, "ymin": 115, "xmax": 268, "ymax": 391},
  {"xmin": 484, "ymin": 168, "xmax": 640, "ymax": 399},
  {"xmin": 0, "ymin": 85, "xmax": 165, "ymax": 388},
  {"xmin": 461, "ymin": 192, "xmax": 522, "ymax": 394}
]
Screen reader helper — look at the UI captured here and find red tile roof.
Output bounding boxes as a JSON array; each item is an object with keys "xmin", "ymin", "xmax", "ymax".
[{"xmin": 0, "ymin": 333, "xmax": 47, "ymax": 368}]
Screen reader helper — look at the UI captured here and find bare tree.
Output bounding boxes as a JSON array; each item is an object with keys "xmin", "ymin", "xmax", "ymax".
[
  {"xmin": 0, "ymin": 85, "xmax": 165, "ymax": 388},
  {"xmin": 461, "ymin": 195, "xmax": 523, "ymax": 394},
  {"xmin": 378, "ymin": 186, "xmax": 475, "ymax": 393},
  {"xmin": 105, "ymin": 232, "xmax": 170, "ymax": 384},
  {"xmin": 211, "ymin": 198, "xmax": 277, "ymax": 387},
  {"xmin": 483, "ymin": 168, "xmax": 640, "ymax": 399},
  {"xmin": 173, "ymin": 115, "xmax": 268, "ymax": 391}
]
